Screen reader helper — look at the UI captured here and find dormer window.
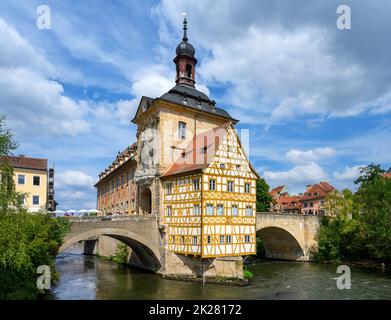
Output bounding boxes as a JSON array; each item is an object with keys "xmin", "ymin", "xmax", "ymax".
[{"xmin": 178, "ymin": 121, "xmax": 187, "ymax": 139}]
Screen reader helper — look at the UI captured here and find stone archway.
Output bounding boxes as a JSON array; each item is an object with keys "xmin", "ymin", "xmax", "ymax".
[
  {"xmin": 59, "ymin": 228, "xmax": 161, "ymax": 271},
  {"xmin": 256, "ymin": 227, "xmax": 305, "ymax": 261},
  {"xmin": 140, "ymin": 187, "xmax": 152, "ymax": 214}
]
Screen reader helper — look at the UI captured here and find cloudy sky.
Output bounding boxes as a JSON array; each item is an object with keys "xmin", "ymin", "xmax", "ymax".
[{"xmin": 1, "ymin": 0, "xmax": 390, "ymax": 209}]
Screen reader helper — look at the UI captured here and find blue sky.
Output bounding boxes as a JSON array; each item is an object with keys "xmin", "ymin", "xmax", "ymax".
[{"xmin": 1, "ymin": 0, "xmax": 390, "ymax": 209}]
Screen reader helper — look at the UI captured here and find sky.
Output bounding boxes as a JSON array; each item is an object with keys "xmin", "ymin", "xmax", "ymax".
[{"xmin": 0, "ymin": 0, "xmax": 390, "ymax": 209}]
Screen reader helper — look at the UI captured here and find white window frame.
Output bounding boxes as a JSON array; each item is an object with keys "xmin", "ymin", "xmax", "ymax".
[
  {"xmin": 217, "ymin": 204, "xmax": 224, "ymax": 216},
  {"xmin": 206, "ymin": 204, "xmax": 214, "ymax": 216},
  {"xmin": 209, "ymin": 179, "xmax": 216, "ymax": 191},
  {"xmin": 245, "ymin": 183, "xmax": 250, "ymax": 194},
  {"xmin": 18, "ymin": 174, "xmax": 25, "ymax": 185},
  {"xmin": 193, "ymin": 204, "xmax": 200, "ymax": 215},
  {"xmin": 232, "ymin": 205, "xmax": 238, "ymax": 216},
  {"xmin": 178, "ymin": 121, "xmax": 187, "ymax": 139},
  {"xmin": 32, "ymin": 195, "xmax": 40, "ymax": 205},
  {"xmin": 228, "ymin": 181, "xmax": 234, "ymax": 192}
]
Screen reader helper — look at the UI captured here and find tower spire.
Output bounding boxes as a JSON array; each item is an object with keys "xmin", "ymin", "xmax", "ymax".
[{"xmin": 174, "ymin": 13, "xmax": 197, "ymax": 87}]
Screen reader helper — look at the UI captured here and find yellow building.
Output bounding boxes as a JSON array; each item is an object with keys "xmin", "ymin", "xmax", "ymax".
[
  {"xmin": 8, "ymin": 155, "xmax": 55, "ymax": 212},
  {"xmin": 161, "ymin": 123, "xmax": 258, "ymax": 258}
]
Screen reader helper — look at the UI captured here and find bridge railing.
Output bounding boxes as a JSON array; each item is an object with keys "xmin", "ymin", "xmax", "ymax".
[{"xmin": 65, "ymin": 214, "xmax": 157, "ymax": 223}]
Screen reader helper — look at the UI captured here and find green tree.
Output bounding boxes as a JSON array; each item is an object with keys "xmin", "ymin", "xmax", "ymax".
[
  {"xmin": 354, "ymin": 165, "xmax": 391, "ymax": 265},
  {"xmin": 0, "ymin": 115, "xmax": 70, "ymax": 299},
  {"xmin": 256, "ymin": 178, "xmax": 272, "ymax": 212}
]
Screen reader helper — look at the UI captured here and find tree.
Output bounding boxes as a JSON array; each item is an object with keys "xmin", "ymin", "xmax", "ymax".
[
  {"xmin": 0, "ymin": 115, "xmax": 70, "ymax": 299},
  {"xmin": 0, "ymin": 115, "xmax": 19, "ymax": 211},
  {"xmin": 256, "ymin": 178, "xmax": 272, "ymax": 212}
]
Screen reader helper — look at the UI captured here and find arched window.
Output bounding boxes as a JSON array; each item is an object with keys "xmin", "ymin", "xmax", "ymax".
[{"xmin": 186, "ymin": 64, "xmax": 192, "ymax": 78}]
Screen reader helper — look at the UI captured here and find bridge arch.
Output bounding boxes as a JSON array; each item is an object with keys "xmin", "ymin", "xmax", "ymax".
[
  {"xmin": 59, "ymin": 228, "xmax": 161, "ymax": 271},
  {"xmin": 256, "ymin": 226, "xmax": 305, "ymax": 261}
]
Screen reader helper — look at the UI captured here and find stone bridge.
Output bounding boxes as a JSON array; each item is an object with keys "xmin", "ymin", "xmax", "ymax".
[
  {"xmin": 59, "ymin": 214, "xmax": 162, "ymax": 271},
  {"xmin": 256, "ymin": 213, "xmax": 322, "ymax": 261},
  {"xmin": 60, "ymin": 213, "xmax": 322, "ymax": 272}
]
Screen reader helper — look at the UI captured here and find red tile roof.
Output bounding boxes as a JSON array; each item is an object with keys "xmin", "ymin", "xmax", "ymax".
[
  {"xmin": 161, "ymin": 122, "xmax": 231, "ymax": 177},
  {"xmin": 6, "ymin": 155, "xmax": 48, "ymax": 171},
  {"xmin": 270, "ymin": 185, "xmax": 285, "ymax": 196},
  {"xmin": 300, "ymin": 181, "xmax": 335, "ymax": 201}
]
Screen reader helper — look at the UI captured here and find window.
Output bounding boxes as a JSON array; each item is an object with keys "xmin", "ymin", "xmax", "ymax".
[
  {"xmin": 131, "ymin": 199, "xmax": 135, "ymax": 211},
  {"xmin": 236, "ymin": 165, "xmax": 241, "ymax": 170},
  {"xmin": 166, "ymin": 183, "xmax": 172, "ymax": 195},
  {"xmin": 310, "ymin": 202, "xmax": 314, "ymax": 207},
  {"xmin": 244, "ymin": 235, "xmax": 251, "ymax": 243},
  {"xmin": 220, "ymin": 163, "xmax": 225, "ymax": 169},
  {"xmin": 33, "ymin": 176, "xmax": 40, "ymax": 186},
  {"xmin": 232, "ymin": 205, "xmax": 238, "ymax": 216},
  {"xmin": 220, "ymin": 235, "xmax": 225, "ymax": 244},
  {"xmin": 320, "ymin": 200, "xmax": 325, "ymax": 206},
  {"xmin": 181, "ymin": 236, "xmax": 185, "ymax": 245},
  {"xmin": 18, "ymin": 174, "xmax": 25, "ymax": 185},
  {"xmin": 171, "ymin": 236, "xmax": 175, "ymax": 243},
  {"xmin": 245, "ymin": 183, "xmax": 250, "ymax": 194},
  {"xmin": 121, "ymin": 175, "xmax": 124, "ymax": 185},
  {"xmin": 186, "ymin": 64, "xmax": 192, "ymax": 78},
  {"xmin": 246, "ymin": 206, "xmax": 253, "ymax": 216},
  {"xmin": 19, "ymin": 194, "xmax": 25, "ymax": 205},
  {"xmin": 227, "ymin": 181, "xmax": 234, "ymax": 192},
  {"xmin": 126, "ymin": 172, "xmax": 130, "ymax": 183},
  {"xmin": 206, "ymin": 204, "xmax": 214, "ymax": 215},
  {"xmin": 192, "ymin": 236, "xmax": 197, "ymax": 245},
  {"xmin": 304, "ymin": 203, "xmax": 308, "ymax": 208},
  {"xmin": 167, "ymin": 206, "xmax": 172, "ymax": 216},
  {"xmin": 116, "ymin": 177, "xmax": 119, "ymax": 188},
  {"xmin": 193, "ymin": 179, "xmax": 200, "ymax": 191},
  {"xmin": 193, "ymin": 204, "xmax": 200, "ymax": 215},
  {"xmin": 33, "ymin": 195, "xmax": 39, "ymax": 205},
  {"xmin": 226, "ymin": 235, "xmax": 232, "ymax": 244},
  {"xmin": 217, "ymin": 204, "xmax": 224, "ymax": 216},
  {"xmin": 207, "ymin": 236, "xmax": 211, "ymax": 244},
  {"xmin": 178, "ymin": 121, "xmax": 187, "ymax": 139},
  {"xmin": 209, "ymin": 179, "xmax": 216, "ymax": 191}
]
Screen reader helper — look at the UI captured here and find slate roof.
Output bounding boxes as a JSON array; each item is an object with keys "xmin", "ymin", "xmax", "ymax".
[{"xmin": 160, "ymin": 85, "xmax": 238, "ymax": 123}]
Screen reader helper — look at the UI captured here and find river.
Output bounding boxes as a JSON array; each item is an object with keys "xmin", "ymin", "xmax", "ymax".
[{"xmin": 53, "ymin": 245, "xmax": 391, "ymax": 300}]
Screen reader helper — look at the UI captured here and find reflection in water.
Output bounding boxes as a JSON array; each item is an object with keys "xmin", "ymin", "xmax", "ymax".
[{"xmin": 54, "ymin": 246, "xmax": 391, "ymax": 300}]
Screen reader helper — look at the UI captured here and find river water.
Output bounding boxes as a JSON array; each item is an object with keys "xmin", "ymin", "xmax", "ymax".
[{"xmin": 53, "ymin": 246, "xmax": 391, "ymax": 300}]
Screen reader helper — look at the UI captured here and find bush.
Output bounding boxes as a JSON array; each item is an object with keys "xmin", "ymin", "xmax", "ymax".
[
  {"xmin": 243, "ymin": 266, "xmax": 253, "ymax": 279},
  {"xmin": 111, "ymin": 243, "xmax": 129, "ymax": 265}
]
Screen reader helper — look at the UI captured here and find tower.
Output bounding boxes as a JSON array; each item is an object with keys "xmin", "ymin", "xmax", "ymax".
[{"xmin": 174, "ymin": 15, "xmax": 197, "ymax": 87}]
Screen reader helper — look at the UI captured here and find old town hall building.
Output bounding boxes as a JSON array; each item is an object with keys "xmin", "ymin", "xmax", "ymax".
[{"xmin": 96, "ymin": 17, "xmax": 259, "ymax": 262}]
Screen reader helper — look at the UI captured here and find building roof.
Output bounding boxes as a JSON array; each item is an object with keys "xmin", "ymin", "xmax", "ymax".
[
  {"xmin": 161, "ymin": 122, "xmax": 231, "ymax": 178},
  {"xmin": 270, "ymin": 185, "xmax": 286, "ymax": 196},
  {"xmin": 7, "ymin": 155, "xmax": 47, "ymax": 171},
  {"xmin": 300, "ymin": 181, "xmax": 335, "ymax": 201},
  {"xmin": 278, "ymin": 195, "xmax": 302, "ymax": 210},
  {"xmin": 160, "ymin": 85, "xmax": 237, "ymax": 123},
  {"xmin": 96, "ymin": 143, "xmax": 137, "ymax": 185},
  {"xmin": 384, "ymin": 167, "xmax": 391, "ymax": 178}
]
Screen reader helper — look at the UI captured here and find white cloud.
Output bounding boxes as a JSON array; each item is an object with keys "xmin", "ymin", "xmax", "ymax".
[
  {"xmin": 155, "ymin": 1, "xmax": 391, "ymax": 124},
  {"xmin": 333, "ymin": 166, "xmax": 362, "ymax": 181},
  {"xmin": 263, "ymin": 162, "xmax": 327, "ymax": 193},
  {"xmin": 286, "ymin": 147, "xmax": 336, "ymax": 163},
  {"xmin": 56, "ymin": 171, "xmax": 95, "ymax": 189}
]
